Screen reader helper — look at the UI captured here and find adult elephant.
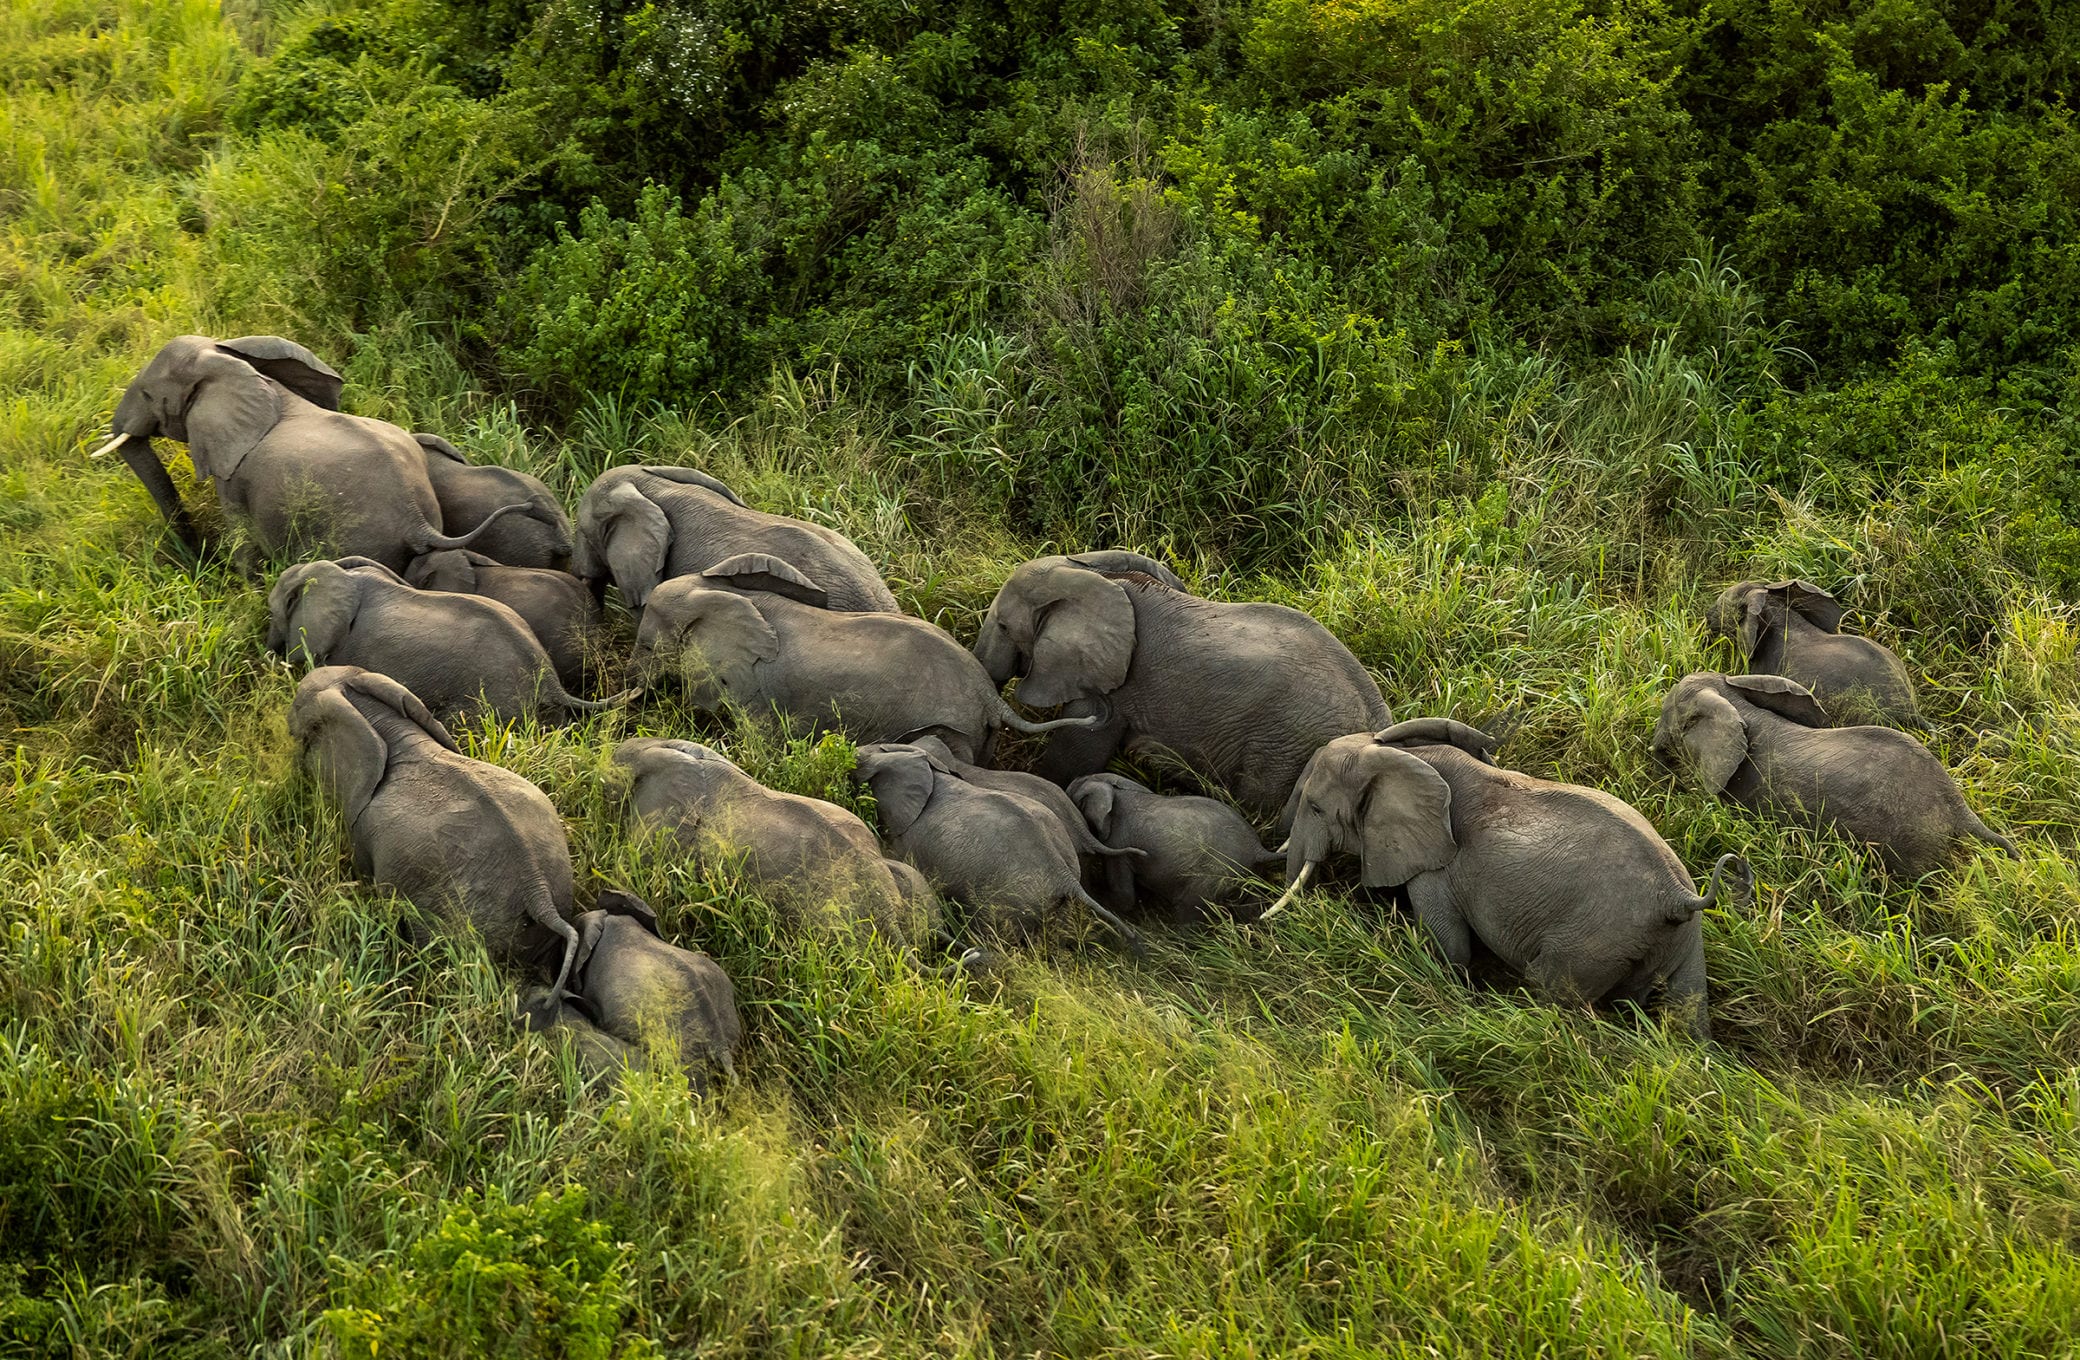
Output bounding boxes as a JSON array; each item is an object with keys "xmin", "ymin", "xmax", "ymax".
[
  {"xmin": 572, "ymin": 464, "xmax": 898, "ymax": 612},
  {"xmin": 972, "ymin": 557, "xmax": 1392, "ymax": 820},
  {"xmin": 93, "ymin": 335, "xmax": 523, "ymax": 571}
]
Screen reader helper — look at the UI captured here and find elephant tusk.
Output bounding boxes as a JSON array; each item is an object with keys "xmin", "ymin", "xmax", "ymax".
[
  {"xmin": 1274, "ymin": 837, "xmax": 1291, "ymax": 854},
  {"xmin": 1256, "ymin": 860, "xmax": 1314, "ymax": 923},
  {"xmin": 88, "ymin": 432, "xmax": 132, "ymax": 460}
]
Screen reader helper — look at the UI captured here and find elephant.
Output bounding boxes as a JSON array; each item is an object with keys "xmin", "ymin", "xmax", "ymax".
[
  {"xmin": 562, "ymin": 891, "xmax": 743, "ymax": 1090},
  {"xmin": 901, "ymin": 734, "xmax": 1136, "ymax": 873},
  {"xmin": 631, "ymin": 555, "xmax": 1098, "ymax": 762},
  {"xmin": 516, "ymin": 986, "xmax": 645, "ymax": 1088},
  {"xmin": 1652, "ymin": 672, "xmax": 2014, "ymax": 877},
  {"xmin": 289, "ymin": 665, "xmax": 581, "ymax": 997},
  {"xmin": 268, "ymin": 558, "xmax": 624, "ymax": 725},
  {"xmin": 413, "ymin": 433, "xmax": 575, "ymax": 571},
  {"xmin": 94, "ymin": 335, "xmax": 526, "ymax": 571},
  {"xmin": 972, "ymin": 557, "xmax": 1393, "ymax": 820},
  {"xmin": 1270, "ymin": 719, "xmax": 1746, "ymax": 1037},
  {"xmin": 405, "ymin": 549, "xmax": 603, "ymax": 694},
  {"xmin": 610, "ymin": 737, "xmax": 930, "ymax": 941},
  {"xmin": 573, "ymin": 463, "xmax": 898, "ymax": 612},
  {"xmin": 852, "ymin": 741, "xmax": 1144, "ymax": 954},
  {"xmin": 1705, "ymin": 579, "xmax": 1921, "ymax": 727},
  {"xmin": 1068, "ymin": 772, "xmax": 1283, "ymax": 923}
]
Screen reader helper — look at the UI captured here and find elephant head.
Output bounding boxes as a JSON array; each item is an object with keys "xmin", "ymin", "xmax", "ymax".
[
  {"xmin": 850, "ymin": 742, "xmax": 939, "ymax": 837},
  {"xmin": 105, "ymin": 335, "xmax": 343, "ymax": 483},
  {"xmin": 571, "ymin": 465, "xmax": 746, "ymax": 606},
  {"xmin": 289, "ymin": 665, "xmax": 458, "ymax": 826},
  {"xmin": 973, "ymin": 559, "xmax": 1135, "ymax": 708},
  {"xmin": 266, "ymin": 559, "xmax": 401, "ymax": 665},
  {"xmin": 1653, "ymin": 672, "xmax": 1831, "ymax": 792},
  {"xmin": 629, "ymin": 577, "xmax": 777, "ymax": 702},
  {"xmin": 1707, "ymin": 580, "xmax": 1846, "ymax": 660},
  {"xmin": 403, "ymin": 548, "xmax": 493, "ymax": 593}
]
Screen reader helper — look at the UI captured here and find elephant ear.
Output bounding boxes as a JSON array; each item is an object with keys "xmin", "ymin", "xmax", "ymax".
[
  {"xmin": 332, "ymin": 556, "xmax": 408, "ymax": 585},
  {"xmin": 701, "ymin": 553, "xmax": 831, "ymax": 608},
  {"xmin": 1764, "ymin": 579, "xmax": 1844, "ymax": 634},
  {"xmin": 1065, "ymin": 549, "xmax": 1186, "ymax": 591},
  {"xmin": 411, "ymin": 431, "xmax": 468, "ymax": 465},
  {"xmin": 859, "ymin": 748, "xmax": 936, "ymax": 836},
  {"xmin": 1019, "ymin": 564, "xmax": 1135, "ymax": 709},
  {"xmin": 340, "ymin": 668, "xmax": 459, "ymax": 752},
  {"xmin": 598, "ymin": 480, "xmax": 673, "ymax": 607},
  {"xmin": 596, "ymin": 889, "xmax": 661, "ymax": 938},
  {"xmin": 184, "ymin": 347, "xmax": 280, "ymax": 482},
  {"xmin": 1728, "ymin": 673, "xmax": 1831, "ymax": 728},
  {"xmin": 642, "ymin": 582, "xmax": 778, "ymax": 696},
  {"xmin": 270, "ymin": 562, "xmax": 358, "ymax": 666},
  {"xmin": 217, "ymin": 336, "xmax": 344, "ymax": 410},
  {"xmin": 642, "ymin": 464, "xmax": 746, "ymax": 506},
  {"xmin": 290, "ymin": 681, "xmax": 390, "ymax": 826},
  {"xmin": 1069, "ymin": 776, "xmax": 1117, "ymax": 840},
  {"xmin": 1375, "ymin": 717, "xmax": 1497, "ymax": 763},
  {"xmin": 1669, "ymin": 682, "xmax": 1749, "ymax": 794},
  {"xmin": 1351, "ymin": 742, "xmax": 1457, "ymax": 888}
]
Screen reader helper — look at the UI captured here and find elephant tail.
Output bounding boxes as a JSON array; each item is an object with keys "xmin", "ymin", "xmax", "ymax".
[
  {"xmin": 1073, "ymin": 885, "xmax": 1148, "ymax": 959},
  {"xmin": 993, "ymin": 694, "xmax": 1107, "ymax": 736},
  {"xmin": 1672, "ymin": 853, "xmax": 1751, "ymax": 924},
  {"xmin": 410, "ymin": 500, "xmax": 534, "ymax": 553}
]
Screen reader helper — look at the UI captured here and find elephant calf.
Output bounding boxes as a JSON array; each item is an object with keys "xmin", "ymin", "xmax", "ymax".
[
  {"xmin": 413, "ymin": 433, "xmax": 574, "ymax": 571},
  {"xmin": 1707, "ymin": 579, "xmax": 1921, "ymax": 727},
  {"xmin": 1069, "ymin": 773, "xmax": 1282, "ymax": 923},
  {"xmin": 852, "ymin": 742, "xmax": 1144, "ymax": 954},
  {"xmin": 270, "ymin": 558, "xmax": 622, "ymax": 725},
  {"xmin": 1653, "ymin": 672, "xmax": 2013, "ymax": 877},
  {"xmin": 611, "ymin": 737, "xmax": 930, "ymax": 941},
  {"xmin": 633, "ymin": 555, "xmax": 1097, "ymax": 762},
  {"xmin": 902, "ymin": 734, "xmax": 1133, "ymax": 874},
  {"xmin": 562, "ymin": 892, "xmax": 743, "ymax": 1091},
  {"xmin": 406, "ymin": 549, "xmax": 603, "ymax": 695},
  {"xmin": 516, "ymin": 986, "xmax": 645, "ymax": 1089},
  {"xmin": 1273, "ymin": 719, "xmax": 1745, "ymax": 1037},
  {"xmin": 290, "ymin": 666, "xmax": 582, "ymax": 996}
]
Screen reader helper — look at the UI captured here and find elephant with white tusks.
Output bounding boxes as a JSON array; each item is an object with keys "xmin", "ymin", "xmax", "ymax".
[
  {"xmin": 412, "ymin": 433, "xmax": 575, "ymax": 572},
  {"xmin": 268, "ymin": 558, "xmax": 629, "ymax": 726},
  {"xmin": 557, "ymin": 891, "xmax": 743, "ymax": 1092},
  {"xmin": 1653, "ymin": 672, "xmax": 2014, "ymax": 877},
  {"xmin": 1270, "ymin": 718, "xmax": 1745, "ymax": 1038},
  {"xmin": 95, "ymin": 335, "xmax": 528, "ymax": 570},
  {"xmin": 406, "ymin": 549, "xmax": 604, "ymax": 695},
  {"xmin": 1068, "ymin": 772, "xmax": 1283, "ymax": 924},
  {"xmin": 290, "ymin": 665, "xmax": 583, "ymax": 999},
  {"xmin": 572, "ymin": 463, "xmax": 898, "ymax": 612},
  {"xmin": 852, "ymin": 741, "xmax": 1146, "ymax": 956},
  {"xmin": 971, "ymin": 556, "xmax": 1392, "ymax": 820},
  {"xmin": 631, "ymin": 554, "xmax": 1101, "ymax": 762},
  {"xmin": 1705, "ymin": 579, "xmax": 1922, "ymax": 727}
]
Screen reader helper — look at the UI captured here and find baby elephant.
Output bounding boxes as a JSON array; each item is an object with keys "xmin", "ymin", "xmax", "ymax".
[
  {"xmin": 1654, "ymin": 672, "xmax": 2013, "ymax": 877},
  {"xmin": 406, "ymin": 549, "xmax": 604, "ymax": 694},
  {"xmin": 852, "ymin": 742, "xmax": 1144, "ymax": 954},
  {"xmin": 902, "ymin": 734, "xmax": 1132, "ymax": 874},
  {"xmin": 269, "ymin": 558, "xmax": 623, "ymax": 725},
  {"xmin": 1707, "ymin": 579, "xmax": 1921, "ymax": 727},
  {"xmin": 633, "ymin": 555, "xmax": 1097, "ymax": 762},
  {"xmin": 1273, "ymin": 719, "xmax": 1745, "ymax": 1037},
  {"xmin": 413, "ymin": 433, "xmax": 574, "ymax": 571},
  {"xmin": 560, "ymin": 892, "xmax": 743, "ymax": 1091},
  {"xmin": 1069, "ymin": 773, "xmax": 1282, "ymax": 923},
  {"xmin": 516, "ymin": 986, "xmax": 645, "ymax": 1088},
  {"xmin": 610, "ymin": 737, "xmax": 929, "ymax": 941},
  {"xmin": 290, "ymin": 666, "xmax": 582, "ymax": 996}
]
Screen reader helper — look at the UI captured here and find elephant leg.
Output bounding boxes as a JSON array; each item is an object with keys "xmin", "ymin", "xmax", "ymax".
[
  {"xmin": 1032, "ymin": 698, "xmax": 1125, "ymax": 787},
  {"xmin": 1408, "ymin": 876, "xmax": 1473, "ymax": 970},
  {"xmin": 1099, "ymin": 850, "xmax": 1138, "ymax": 915},
  {"xmin": 117, "ymin": 438, "xmax": 202, "ymax": 555},
  {"xmin": 1661, "ymin": 926, "xmax": 1711, "ymax": 1040}
]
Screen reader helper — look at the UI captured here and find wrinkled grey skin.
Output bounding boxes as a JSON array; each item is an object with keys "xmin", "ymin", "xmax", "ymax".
[
  {"xmin": 564, "ymin": 893, "xmax": 743, "ymax": 1091},
  {"xmin": 1069, "ymin": 772, "xmax": 1282, "ymax": 923},
  {"xmin": 290, "ymin": 665, "xmax": 581, "ymax": 997},
  {"xmin": 852, "ymin": 742, "xmax": 1144, "ymax": 953},
  {"xmin": 1034, "ymin": 549, "xmax": 1186, "ymax": 590},
  {"xmin": 972, "ymin": 559, "xmax": 1393, "ymax": 820},
  {"xmin": 610, "ymin": 737, "xmax": 930, "ymax": 941},
  {"xmin": 406, "ymin": 549, "xmax": 603, "ymax": 694},
  {"xmin": 1706, "ymin": 579, "xmax": 1921, "ymax": 727},
  {"xmin": 413, "ymin": 433, "xmax": 574, "ymax": 571},
  {"xmin": 632, "ymin": 557, "xmax": 1097, "ymax": 762},
  {"xmin": 515, "ymin": 985, "xmax": 645, "ymax": 1089},
  {"xmin": 572, "ymin": 463, "xmax": 898, "ymax": 612},
  {"xmin": 1280, "ymin": 719, "xmax": 1742, "ymax": 1037},
  {"xmin": 902, "ymin": 734, "xmax": 1134, "ymax": 871},
  {"xmin": 1653, "ymin": 672, "xmax": 2013, "ymax": 877},
  {"xmin": 104, "ymin": 335, "xmax": 523, "ymax": 570},
  {"xmin": 268, "ymin": 559, "xmax": 620, "ymax": 725}
]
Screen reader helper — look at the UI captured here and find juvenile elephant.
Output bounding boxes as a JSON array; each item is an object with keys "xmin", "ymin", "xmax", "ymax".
[
  {"xmin": 852, "ymin": 742, "xmax": 1144, "ymax": 953},
  {"xmin": 1706, "ymin": 579, "xmax": 1921, "ymax": 727},
  {"xmin": 290, "ymin": 666, "xmax": 582, "ymax": 996},
  {"xmin": 1271, "ymin": 719, "xmax": 1745, "ymax": 1036},
  {"xmin": 972, "ymin": 558, "xmax": 1393, "ymax": 820},
  {"xmin": 561, "ymin": 892, "xmax": 743, "ymax": 1091},
  {"xmin": 573, "ymin": 463, "xmax": 897, "ymax": 611},
  {"xmin": 95, "ymin": 335, "xmax": 525, "ymax": 570},
  {"xmin": 632, "ymin": 556, "xmax": 1097, "ymax": 762},
  {"xmin": 902, "ymin": 734, "xmax": 1134, "ymax": 873},
  {"xmin": 268, "ymin": 559, "xmax": 621, "ymax": 725},
  {"xmin": 413, "ymin": 433, "xmax": 574, "ymax": 571},
  {"xmin": 1653, "ymin": 672, "xmax": 2013, "ymax": 877},
  {"xmin": 1069, "ymin": 773, "xmax": 1282, "ymax": 923},
  {"xmin": 406, "ymin": 549, "xmax": 603, "ymax": 694},
  {"xmin": 515, "ymin": 986, "xmax": 644, "ymax": 1088},
  {"xmin": 610, "ymin": 737, "xmax": 929, "ymax": 940}
]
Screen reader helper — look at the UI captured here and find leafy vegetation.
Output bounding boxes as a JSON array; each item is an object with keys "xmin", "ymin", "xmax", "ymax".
[{"xmin": 2, "ymin": 0, "xmax": 2077, "ymax": 1354}]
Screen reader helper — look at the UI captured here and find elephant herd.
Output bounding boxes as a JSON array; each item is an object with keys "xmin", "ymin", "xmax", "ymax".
[{"xmin": 95, "ymin": 335, "xmax": 2020, "ymax": 1077}]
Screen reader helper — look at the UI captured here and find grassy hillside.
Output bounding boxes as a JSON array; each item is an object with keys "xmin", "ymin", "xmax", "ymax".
[{"xmin": 3, "ymin": 0, "xmax": 2078, "ymax": 1355}]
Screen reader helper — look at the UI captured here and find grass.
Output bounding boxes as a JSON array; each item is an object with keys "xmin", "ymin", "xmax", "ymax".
[{"xmin": 3, "ymin": 2, "xmax": 2078, "ymax": 1357}]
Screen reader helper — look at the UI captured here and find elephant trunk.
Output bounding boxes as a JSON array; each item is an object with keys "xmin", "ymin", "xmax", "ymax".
[
  {"xmin": 1257, "ymin": 860, "xmax": 1315, "ymax": 922},
  {"xmin": 972, "ymin": 619, "xmax": 1022, "ymax": 686},
  {"xmin": 994, "ymin": 695, "xmax": 1105, "ymax": 735}
]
